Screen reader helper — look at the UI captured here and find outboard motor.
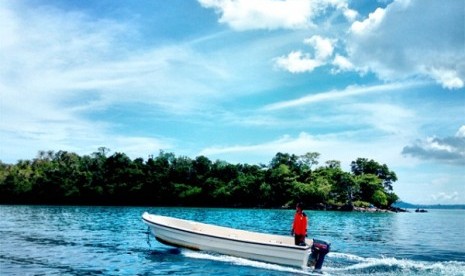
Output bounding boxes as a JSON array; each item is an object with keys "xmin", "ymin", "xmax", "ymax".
[{"xmin": 307, "ymin": 239, "xmax": 330, "ymax": 270}]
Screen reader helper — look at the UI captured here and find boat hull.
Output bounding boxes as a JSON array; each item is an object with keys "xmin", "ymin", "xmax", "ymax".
[{"xmin": 142, "ymin": 212, "xmax": 313, "ymax": 268}]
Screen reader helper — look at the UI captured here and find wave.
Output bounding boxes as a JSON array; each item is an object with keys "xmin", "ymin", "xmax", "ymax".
[
  {"xmin": 182, "ymin": 250, "xmax": 465, "ymax": 276},
  {"xmin": 182, "ymin": 251, "xmax": 322, "ymax": 275},
  {"xmin": 327, "ymin": 252, "xmax": 465, "ymax": 275}
]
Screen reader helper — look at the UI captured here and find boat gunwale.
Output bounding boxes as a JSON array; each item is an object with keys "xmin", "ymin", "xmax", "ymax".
[{"xmin": 142, "ymin": 214, "xmax": 310, "ymax": 251}]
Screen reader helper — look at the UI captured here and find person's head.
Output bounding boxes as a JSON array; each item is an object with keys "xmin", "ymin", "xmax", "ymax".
[{"xmin": 296, "ymin": 202, "xmax": 304, "ymax": 212}]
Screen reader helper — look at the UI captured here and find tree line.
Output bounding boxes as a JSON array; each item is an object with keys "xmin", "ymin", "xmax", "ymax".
[{"xmin": 0, "ymin": 148, "xmax": 399, "ymax": 209}]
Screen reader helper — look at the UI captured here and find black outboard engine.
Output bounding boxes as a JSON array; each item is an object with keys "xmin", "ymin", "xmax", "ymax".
[{"xmin": 307, "ymin": 239, "xmax": 330, "ymax": 270}]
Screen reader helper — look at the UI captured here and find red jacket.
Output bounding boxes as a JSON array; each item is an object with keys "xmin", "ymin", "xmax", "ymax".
[{"xmin": 292, "ymin": 211, "xmax": 307, "ymax": 235}]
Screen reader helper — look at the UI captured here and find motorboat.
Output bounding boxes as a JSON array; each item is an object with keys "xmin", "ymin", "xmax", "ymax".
[{"xmin": 142, "ymin": 212, "xmax": 330, "ymax": 269}]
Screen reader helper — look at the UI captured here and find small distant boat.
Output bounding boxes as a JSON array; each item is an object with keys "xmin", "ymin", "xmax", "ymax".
[
  {"xmin": 415, "ymin": 208, "xmax": 428, "ymax": 213},
  {"xmin": 142, "ymin": 212, "xmax": 330, "ymax": 269}
]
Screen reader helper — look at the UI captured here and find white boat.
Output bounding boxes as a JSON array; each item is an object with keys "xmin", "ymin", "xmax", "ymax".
[{"xmin": 142, "ymin": 212, "xmax": 330, "ymax": 269}]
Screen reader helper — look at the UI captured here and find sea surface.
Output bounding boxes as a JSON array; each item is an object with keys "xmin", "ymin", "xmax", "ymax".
[{"xmin": 0, "ymin": 205, "xmax": 464, "ymax": 276}]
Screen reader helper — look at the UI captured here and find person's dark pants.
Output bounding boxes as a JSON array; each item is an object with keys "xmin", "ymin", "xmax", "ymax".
[{"xmin": 294, "ymin": 234, "xmax": 306, "ymax": 246}]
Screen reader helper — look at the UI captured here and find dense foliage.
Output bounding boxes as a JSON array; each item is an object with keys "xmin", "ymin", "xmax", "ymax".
[{"xmin": 0, "ymin": 148, "xmax": 399, "ymax": 209}]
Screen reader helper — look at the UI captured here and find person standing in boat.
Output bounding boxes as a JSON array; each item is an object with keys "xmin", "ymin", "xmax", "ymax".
[{"xmin": 291, "ymin": 202, "xmax": 308, "ymax": 246}]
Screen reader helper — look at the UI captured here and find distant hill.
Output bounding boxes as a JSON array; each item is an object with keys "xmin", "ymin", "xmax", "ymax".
[{"xmin": 394, "ymin": 201, "xmax": 465, "ymax": 210}]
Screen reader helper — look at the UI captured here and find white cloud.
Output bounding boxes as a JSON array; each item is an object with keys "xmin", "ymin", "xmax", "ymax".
[
  {"xmin": 199, "ymin": 0, "xmax": 464, "ymax": 90},
  {"xmin": 323, "ymin": 0, "xmax": 358, "ymax": 22},
  {"xmin": 456, "ymin": 125, "xmax": 465, "ymax": 138},
  {"xmin": 263, "ymin": 82, "xmax": 420, "ymax": 111},
  {"xmin": 431, "ymin": 192, "xmax": 460, "ymax": 202},
  {"xmin": 0, "ymin": 2, "xmax": 239, "ymax": 117},
  {"xmin": 342, "ymin": 7, "xmax": 358, "ymax": 22},
  {"xmin": 101, "ymin": 136, "xmax": 173, "ymax": 160},
  {"xmin": 198, "ymin": 0, "xmax": 313, "ymax": 30},
  {"xmin": 350, "ymin": 103, "xmax": 416, "ymax": 135},
  {"xmin": 428, "ymin": 68, "xmax": 464, "ymax": 90},
  {"xmin": 303, "ymin": 35, "xmax": 335, "ymax": 60},
  {"xmin": 350, "ymin": 8, "xmax": 385, "ymax": 34},
  {"xmin": 346, "ymin": 0, "xmax": 465, "ymax": 89},
  {"xmin": 199, "ymin": 133, "xmax": 330, "ymax": 163},
  {"xmin": 275, "ymin": 35, "xmax": 336, "ymax": 73},
  {"xmin": 332, "ymin": 54, "xmax": 355, "ymax": 72},
  {"xmin": 274, "ymin": 51, "xmax": 321, "ymax": 73},
  {"xmin": 198, "ymin": 0, "xmax": 356, "ymax": 30},
  {"xmin": 0, "ymin": 2, "xmax": 228, "ymax": 162},
  {"xmin": 199, "ymin": 130, "xmax": 413, "ymax": 168},
  {"xmin": 402, "ymin": 126, "xmax": 465, "ymax": 166}
]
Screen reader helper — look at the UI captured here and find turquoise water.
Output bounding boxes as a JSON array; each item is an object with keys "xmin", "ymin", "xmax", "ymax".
[{"xmin": 0, "ymin": 205, "xmax": 464, "ymax": 275}]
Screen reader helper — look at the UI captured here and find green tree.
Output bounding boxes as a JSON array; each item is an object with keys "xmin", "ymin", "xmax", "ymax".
[
  {"xmin": 292, "ymin": 176, "xmax": 331, "ymax": 207},
  {"xmin": 0, "ymin": 149, "xmax": 400, "ymax": 210},
  {"xmin": 331, "ymin": 171, "xmax": 358, "ymax": 208},
  {"xmin": 351, "ymin": 158, "xmax": 397, "ymax": 191},
  {"xmin": 266, "ymin": 164, "xmax": 295, "ymax": 206},
  {"xmin": 299, "ymin": 152, "xmax": 320, "ymax": 170},
  {"xmin": 372, "ymin": 190, "xmax": 388, "ymax": 208},
  {"xmin": 103, "ymin": 152, "xmax": 144, "ymax": 204},
  {"xmin": 296, "ymin": 152, "xmax": 320, "ymax": 183},
  {"xmin": 354, "ymin": 174, "xmax": 388, "ymax": 208}
]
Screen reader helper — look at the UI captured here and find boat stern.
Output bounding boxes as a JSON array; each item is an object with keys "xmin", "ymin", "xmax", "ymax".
[{"xmin": 307, "ymin": 239, "xmax": 331, "ymax": 270}]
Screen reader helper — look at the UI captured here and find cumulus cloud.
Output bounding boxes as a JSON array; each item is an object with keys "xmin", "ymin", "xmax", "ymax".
[
  {"xmin": 428, "ymin": 68, "xmax": 464, "ymax": 90},
  {"xmin": 332, "ymin": 54, "xmax": 355, "ymax": 72},
  {"xmin": 346, "ymin": 0, "xmax": 465, "ymax": 89},
  {"xmin": 402, "ymin": 126, "xmax": 465, "ymax": 166},
  {"xmin": 275, "ymin": 35, "xmax": 335, "ymax": 73},
  {"xmin": 198, "ymin": 0, "xmax": 313, "ymax": 30},
  {"xmin": 456, "ymin": 125, "xmax": 465, "ymax": 138},
  {"xmin": 198, "ymin": 0, "xmax": 357, "ymax": 30},
  {"xmin": 303, "ymin": 35, "xmax": 335, "ymax": 60},
  {"xmin": 350, "ymin": 7, "xmax": 385, "ymax": 34},
  {"xmin": 200, "ymin": 0, "xmax": 464, "ymax": 90},
  {"xmin": 274, "ymin": 51, "xmax": 322, "ymax": 73}
]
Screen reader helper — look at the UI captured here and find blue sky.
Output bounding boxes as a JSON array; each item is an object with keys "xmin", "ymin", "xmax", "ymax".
[{"xmin": 1, "ymin": 0, "xmax": 464, "ymax": 204}]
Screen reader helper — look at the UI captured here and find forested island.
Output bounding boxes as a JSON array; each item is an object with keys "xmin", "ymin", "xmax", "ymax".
[{"xmin": 0, "ymin": 148, "xmax": 400, "ymax": 210}]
